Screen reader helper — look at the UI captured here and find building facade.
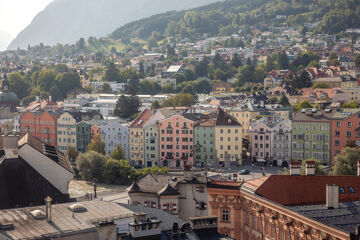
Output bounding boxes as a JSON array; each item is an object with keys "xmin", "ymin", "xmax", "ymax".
[
  {"xmin": 194, "ymin": 118, "xmax": 216, "ymax": 168},
  {"xmin": 291, "ymin": 109, "xmax": 332, "ymax": 164},
  {"xmin": 144, "ymin": 125, "xmax": 159, "ymax": 167},
  {"xmin": 331, "ymin": 108, "xmax": 360, "ymax": 164},
  {"xmin": 158, "ymin": 114, "xmax": 195, "ymax": 168},
  {"xmin": 57, "ymin": 112, "xmax": 77, "ymax": 152},
  {"xmin": 100, "ymin": 119, "xmax": 129, "ymax": 159},
  {"xmin": 215, "ymin": 109, "xmax": 242, "ymax": 167},
  {"xmin": 76, "ymin": 121, "xmax": 91, "ymax": 153},
  {"xmin": 20, "ymin": 111, "xmax": 60, "ymax": 147}
]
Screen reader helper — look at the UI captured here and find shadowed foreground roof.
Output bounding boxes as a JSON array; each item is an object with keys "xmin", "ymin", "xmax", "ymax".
[{"xmin": 0, "ymin": 200, "xmax": 133, "ymax": 240}]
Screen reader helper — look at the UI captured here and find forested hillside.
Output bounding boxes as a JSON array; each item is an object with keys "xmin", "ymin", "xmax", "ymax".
[{"xmin": 111, "ymin": 0, "xmax": 360, "ymax": 42}]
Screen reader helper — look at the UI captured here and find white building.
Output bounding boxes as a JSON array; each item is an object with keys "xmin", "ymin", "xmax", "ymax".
[{"xmin": 100, "ymin": 119, "xmax": 130, "ymax": 159}]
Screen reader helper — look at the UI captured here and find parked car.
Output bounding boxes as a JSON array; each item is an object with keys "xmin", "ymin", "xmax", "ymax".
[{"xmin": 239, "ymin": 169, "xmax": 250, "ymax": 175}]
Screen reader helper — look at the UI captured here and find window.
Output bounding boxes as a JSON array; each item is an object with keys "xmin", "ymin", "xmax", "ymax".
[
  {"xmin": 339, "ymin": 187, "xmax": 345, "ymax": 194},
  {"xmin": 335, "ymin": 140, "xmax": 340, "ymax": 146},
  {"xmin": 349, "ymin": 186, "xmax": 355, "ymax": 193},
  {"xmin": 347, "ymin": 131, "xmax": 352, "ymax": 137},
  {"xmin": 222, "ymin": 210, "xmax": 229, "ymax": 222},
  {"xmin": 335, "ymin": 131, "xmax": 340, "ymax": 137},
  {"xmin": 348, "ymin": 122, "xmax": 352, "ymax": 127}
]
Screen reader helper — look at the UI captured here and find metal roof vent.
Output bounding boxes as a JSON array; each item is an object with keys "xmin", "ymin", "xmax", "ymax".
[
  {"xmin": 31, "ymin": 210, "xmax": 46, "ymax": 219},
  {"xmin": 68, "ymin": 203, "xmax": 87, "ymax": 212}
]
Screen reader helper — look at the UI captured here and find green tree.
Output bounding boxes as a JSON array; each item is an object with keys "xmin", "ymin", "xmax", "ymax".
[
  {"xmin": 161, "ymin": 93, "xmax": 195, "ymax": 107},
  {"xmin": 38, "ymin": 69, "xmax": 56, "ymax": 92},
  {"xmin": 231, "ymin": 53, "xmax": 242, "ymax": 68},
  {"xmin": 278, "ymin": 95, "xmax": 290, "ymax": 106},
  {"xmin": 277, "ymin": 50, "xmax": 289, "ymax": 69},
  {"xmin": 110, "ymin": 145, "xmax": 126, "ymax": 160},
  {"xmin": 67, "ymin": 146, "xmax": 78, "ymax": 162},
  {"xmin": 328, "ymin": 52, "xmax": 340, "ymax": 66},
  {"xmin": 103, "ymin": 62, "xmax": 121, "ymax": 82},
  {"xmin": 98, "ymin": 83, "xmax": 113, "ymax": 93},
  {"xmin": 294, "ymin": 100, "xmax": 313, "ymax": 111},
  {"xmin": 269, "ymin": 97, "xmax": 278, "ymax": 104},
  {"xmin": 87, "ymin": 135, "xmax": 106, "ymax": 155},
  {"xmin": 151, "ymin": 100, "xmax": 161, "ymax": 109},
  {"xmin": 57, "ymin": 72, "xmax": 81, "ymax": 97},
  {"xmin": 355, "ymin": 53, "xmax": 360, "ymax": 67},
  {"xmin": 76, "ymin": 151, "xmax": 106, "ymax": 181},
  {"xmin": 7, "ymin": 72, "xmax": 30, "ymax": 100},
  {"xmin": 113, "ymin": 94, "xmax": 141, "ymax": 119},
  {"xmin": 332, "ymin": 147, "xmax": 360, "ymax": 175},
  {"xmin": 54, "ymin": 64, "xmax": 68, "ymax": 73},
  {"xmin": 341, "ymin": 101, "xmax": 359, "ymax": 108},
  {"xmin": 312, "ymin": 82, "xmax": 330, "ymax": 89}
]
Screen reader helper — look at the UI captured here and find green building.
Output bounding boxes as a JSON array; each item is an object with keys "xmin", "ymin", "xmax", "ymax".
[
  {"xmin": 144, "ymin": 125, "xmax": 159, "ymax": 167},
  {"xmin": 76, "ymin": 121, "xmax": 91, "ymax": 153},
  {"xmin": 194, "ymin": 118, "xmax": 216, "ymax": 168},
  {"xmin": 291, "ymin": 109, "xmax": 332, "ymax": 165}
]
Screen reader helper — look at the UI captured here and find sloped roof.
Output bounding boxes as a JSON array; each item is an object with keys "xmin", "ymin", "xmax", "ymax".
[
  {"xmin": 18, "ymin": 133, "xmax": 73, "ymax": 174},
  {"xmin": 158, "ymin": 183, "xmax": 180, "ymax": 196},
  {"xmin": 130, "ymin": 109, "xmax": 153, "ymax": 128},
  {"xmin": 216, "ymin": 108, "xmax": 241, "ymax": 126},
  {"xmin": 242, "ymin": 175, "xmax": 360, "ymax": 206}
]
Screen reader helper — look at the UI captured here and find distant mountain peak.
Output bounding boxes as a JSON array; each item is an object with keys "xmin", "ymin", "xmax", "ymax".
[{"xmin": 7, "ymin": 0, "xmax": 222, "ymax": 50}]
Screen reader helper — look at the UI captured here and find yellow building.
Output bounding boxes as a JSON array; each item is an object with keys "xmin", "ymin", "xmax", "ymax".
[
  {"xmin": 129, "ymin": 109, "xmax": 152, "ymax": 166},
  {"xmin": 215, "ymin": 109, "xmax": 242, "ymax": 167},
  {"xmin": 341, "ymin": 80, "xmax": 358, "ymax": 89},
  {"xmin": 57, "ymin": 112, "xmax": 77, "ymax": 152},
  {"xmin": 80, "ymin": 73, "xmax": 90, "ymax": 88},
  {"xmin": 228, "ymin": 110, "xmax": 259, "ymax": 138}
]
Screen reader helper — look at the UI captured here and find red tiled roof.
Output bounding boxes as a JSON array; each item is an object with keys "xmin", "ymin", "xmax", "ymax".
[
  {"xmin": 129, "ymin": 109, "xmax": 152, "ymax": 128},
  {"xmin": 247, "ymin": 175, "xmax": 360, "ymax": 206}
]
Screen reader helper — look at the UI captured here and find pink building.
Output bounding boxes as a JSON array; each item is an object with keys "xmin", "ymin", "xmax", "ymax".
[
  {"xmin": 249, "ymin": 118, "xmax": 272, "ymax": 163},
  {"xmin": 158, "ymin": 114, "xmax": 196, "ymax": 168}
]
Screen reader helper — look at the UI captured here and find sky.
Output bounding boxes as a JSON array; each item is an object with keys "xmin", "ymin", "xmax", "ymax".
[{"xmin": 0, "ymin": 0, "xmax": 53, "ymax": 37}]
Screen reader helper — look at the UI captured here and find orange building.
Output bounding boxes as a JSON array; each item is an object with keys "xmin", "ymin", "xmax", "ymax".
[
  {"xmin": 331, "ymin": 108, "xmax": 360, "ymax": 164},
  {"xmin": 20, "ymin": 110, "xmax": 61, "ymax": 147},
  {"xmin": 207, "ymin": 163, "xmax": 360, "ymax": 240}
]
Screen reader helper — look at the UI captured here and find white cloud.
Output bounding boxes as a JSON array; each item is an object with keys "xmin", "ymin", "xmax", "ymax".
[{"xmin": 0, "ymin": 0, "xmax": 53, "ymax": 37}]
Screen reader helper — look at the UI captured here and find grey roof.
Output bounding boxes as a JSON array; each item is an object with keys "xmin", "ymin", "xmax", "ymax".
[
  {"xmin": 288, "ymin": 201, "xmax": 360, "ymax": 234},
  {"xmin": 119, "ymin": 204, "xmax": 184, "ymax": 231},
  {"xmin": 0, "ymin": 200, "xmax": 134, "ymax": 240}
]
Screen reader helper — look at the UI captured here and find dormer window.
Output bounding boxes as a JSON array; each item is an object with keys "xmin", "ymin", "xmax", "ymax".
[{"xmin": 339, "ymin": 187, "xmax": 345, "ymax": 194}]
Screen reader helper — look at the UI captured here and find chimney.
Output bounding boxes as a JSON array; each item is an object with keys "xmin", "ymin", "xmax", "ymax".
[
  {"xmin": 326, "ymin": 184, "xmax": 339, "ymax": 209},
  {"xmin": 49, "ymin": 95, "xmax": 52, "ymax": 102},
  {"xmin": 45, "ymin": 196, "xmax": 52, "ymax": 222},
  {"xmin": 289, "ymin": 161, "xmax": 301, "ymax": 176},
  {"xmin": 0, "ymin": 135, "xmax": 19, "ymax": 159},
  {"xmin": 36, "ymin": 96, "xmax": 40, "ymax": 102},
  {"xmin": 305, "ymin": 161, "xmax": 315, "ymax": 176},
  {"xmin": 184, "ymin": 165, "xmax": 194, "ymax": 181},
  {"xmin": 357, "ymin": 160, "xmax": 360, "ymax": 177}
]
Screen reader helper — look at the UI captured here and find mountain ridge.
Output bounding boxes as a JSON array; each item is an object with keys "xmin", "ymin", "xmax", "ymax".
[{"xmin": 7, "ymin": 0, "xmax": 223, "ymax": 50}]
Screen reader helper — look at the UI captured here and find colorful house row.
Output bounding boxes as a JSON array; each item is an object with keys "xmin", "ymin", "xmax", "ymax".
[{"xmin": 129, "ymin": 108, "xmax": 243, "ymax": 169}]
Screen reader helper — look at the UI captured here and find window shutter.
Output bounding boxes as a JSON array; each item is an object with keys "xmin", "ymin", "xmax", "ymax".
[
  {"xmin": 172, "ymin": 203, "xmax": 177, "ymax": 212},
  {"xmin": 144, "ymin": 201, "xmax": 148, "ymax": 207},
  {"xmin": 196, "ymin": 186, "xmax": 200, "ymax": 191},
  {"xmin": 196, "ymin": 201, "xmax": 199, "ymax": 209},
  {"xmin": 162, "ymin": 204, "xmax": 167, "ymax": 211},
  {"xmin": 152, "ymin": 202, "xmax": 156, "ymax": 208},
  {"xmin": 204, "ymin": 203, "xmax": 207, "ymax": 209}
]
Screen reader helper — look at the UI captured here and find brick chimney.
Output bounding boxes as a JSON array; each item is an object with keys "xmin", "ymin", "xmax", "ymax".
[
  {"xmin": 326, "ymin": 184, "xmax": 339, "ymax": 209},
  {"xmin": 184, "ymin": 165, "xmax": 194, "ymax": 181},
  {"xmin": 357, "ymin": 160, "xmax": 360, "ymax": 177},
  {"xmin": 305, "ymin": 161, "xmax": 315, "ymax": 176},
  {"xmin": 289, "ymin": 161, "xmax": 301, "ymax": 176},
  {"xmin": 0, "ymin": 135, "xmax": 19, "ymax": 159}
]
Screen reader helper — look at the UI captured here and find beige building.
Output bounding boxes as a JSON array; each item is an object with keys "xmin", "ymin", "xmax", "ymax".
[
  {"xmin": 215, "ymin": 109, "xmax": 243, "ymax": 166},
  {"xmin": 129, "ymin": 109, "xmax": 152, "ymax": 166},
  {"xmin": 343, "ymin": 88, "xmax": 360, "ymax": 101},
  {"xmin": 228, "ymin": 110, "xmax": 259, "ymax": 138},
  {"xmin": 57, "ymin": 112, "xmax": 77, "ymax": 152}
]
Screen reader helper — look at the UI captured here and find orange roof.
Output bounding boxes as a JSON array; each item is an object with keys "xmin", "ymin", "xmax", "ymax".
[
  {"xmin": 129, "ymin": 109, "xmax": 152, "ymax": 128},
  {"xmin": 247, "ymin": 175, "xmax": 360, "ymax": 206}
]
